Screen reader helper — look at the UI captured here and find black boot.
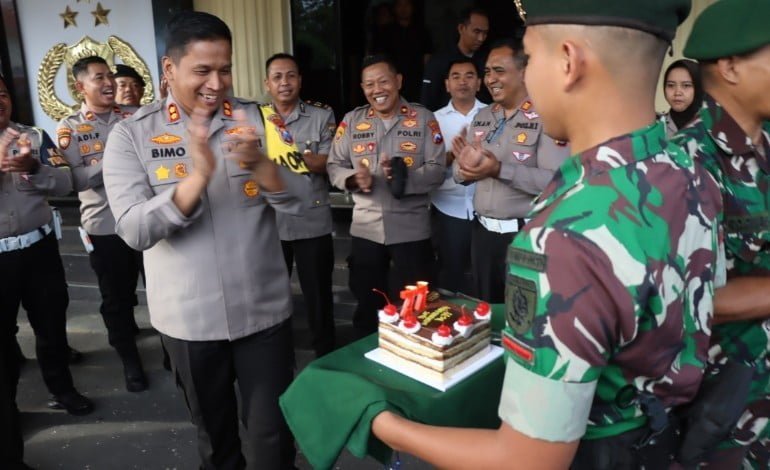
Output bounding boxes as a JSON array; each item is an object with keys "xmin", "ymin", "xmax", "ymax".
[{"xmin": 115, "ymin": 343, "xmax": 147, "ymax": 392}]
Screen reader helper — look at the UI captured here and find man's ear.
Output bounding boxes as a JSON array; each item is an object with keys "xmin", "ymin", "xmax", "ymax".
[
  {"xmin": 562, "ymin": 39, "xmax": 586, "ymax": 92},
  {"xmin": 396, "ymin": 73, "xmax": 403, "ymax": 91},
  {"xmin": 161, "ymin": 56, "xmax": 174, "ymax": 83},
  {"xmin": 715, "ymin": 56, "xmax": 740, "ymax": 85}
]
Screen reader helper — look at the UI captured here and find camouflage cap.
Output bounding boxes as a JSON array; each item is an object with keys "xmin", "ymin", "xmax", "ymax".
[
  {"xmin": 684, "ymin": 0, "xmax": 770, "ymax": 60},
  {"xmin": 514, "ymin": 0, "xmax": 691, "ymax": 41}
]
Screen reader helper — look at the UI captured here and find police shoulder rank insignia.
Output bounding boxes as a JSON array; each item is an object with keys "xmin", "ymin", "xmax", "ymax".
[
  {"xmin": 399, "ymin": 105, "xmax": 409, "ymax": 115},
  {"xmin": 505, "ymin": 273, "xmax": 537, "ymax": 335},
  {"xmin": 168, "ymin": 104, "xmax": 180, "ymax": 123},
  {"xmin": 520, "ymin": 100, "xmax": 532, "ymax": 112},
  {"xmin": 334, "ymin": 122, "xmax": 347, "ymax": 142},
  {"xmin": 56, "ymin": 127, "xmax": 72, "ymax": 149},
  {"xmin": 151, "ymin": 133, "xmax": 183, "ymax": 145},
  {"xmin": 403, "ymin": 156, "xmax": 414, "ymax": 167},
  {"xmin": 223, "ymin": 100, "xmax": 233, "ymax": 117},
  {"xmin": 85, "ymin": 111, "xmax": 95, "ymax": 121},
  {"xmin": 366, "ymin": 108, "xmax": 375, "ymax": 118},
  {"xmin": 243, "ymin": 180, "xmax": 259, "ymax": 197},
  {"xmin": 356, "ymin": 122, "xmax": 372, "ymax": 131},
  {"xmin": 76, "ymin": 124, "xmax": 94, "ymax": 133},
  {"xmin": 155, "ymin": 164, "xmax": 170, "ymax": 181},
  {"xmin": 516, "ymin": 132, "xmax": 528, "ymax": 144}
]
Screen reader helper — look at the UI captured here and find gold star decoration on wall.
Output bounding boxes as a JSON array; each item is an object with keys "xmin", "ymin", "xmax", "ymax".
[
  {"xmin": 91, "ymin": 2, "xmax": 111, "ymax": 26},
  {"xmin": 60, "ymin": 6, "xmax": 78, "ymax": 29}
]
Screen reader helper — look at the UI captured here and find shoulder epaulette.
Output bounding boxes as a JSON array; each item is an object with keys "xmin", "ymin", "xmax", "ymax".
[
  {"xmin": 126, "ymin": 101, "xmax": 163, "ymax": 122},
  {"xmin": 306, "ymin": 100, "xmax": 332, "ymax": 110}
]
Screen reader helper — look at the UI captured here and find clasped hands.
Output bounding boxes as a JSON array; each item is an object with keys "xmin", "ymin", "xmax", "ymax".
[
  {"xmin": 186, "ymin": 107, "xmax": 270, "ymax": 181},
  {"xmin": 452, "ymin": 130, "xmax": 501, "ymax": 181},
  {"xmin": 0, "ymin": 128, "xmax": 40, "ymax": 174},
  {"xmin": 351, "ymin": 152, "xmax": 397, "ymax": 193}
]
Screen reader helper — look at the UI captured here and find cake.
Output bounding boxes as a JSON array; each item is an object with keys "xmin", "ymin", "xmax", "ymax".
[{"xmin": 375, "ymin": 285, "xmax": 492, "ymax": 378}]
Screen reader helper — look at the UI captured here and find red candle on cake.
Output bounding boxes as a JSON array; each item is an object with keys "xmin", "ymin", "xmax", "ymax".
[{"xmin": 400, "ymin": 285, "xmax": 418, "ymax": 317}]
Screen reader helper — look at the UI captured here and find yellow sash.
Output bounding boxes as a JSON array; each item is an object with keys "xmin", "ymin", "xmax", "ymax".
[{"xmin": 259, "ymin": 105, "xmax": 310, "ymax": 174}]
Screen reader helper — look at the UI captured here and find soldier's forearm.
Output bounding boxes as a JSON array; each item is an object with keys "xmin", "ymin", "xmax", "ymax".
[{"xmin": 713, "ymin": 276, "xmax": 770, "ymax": 324}]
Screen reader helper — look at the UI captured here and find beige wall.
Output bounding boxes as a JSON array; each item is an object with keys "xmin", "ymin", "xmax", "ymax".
[
  {"xmin": 656, "ymin": 0, "xmax": 717, "ymax": 111},
  {"xmin": 193, "ymin": 0, "xmax": 292, "ymax": 100}
]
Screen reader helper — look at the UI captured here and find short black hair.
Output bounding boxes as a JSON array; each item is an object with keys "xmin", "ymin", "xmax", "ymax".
[
  {"xmin": 361, "ymin": 54, "xmax": 399, "ymax": 74},
  {"xmin": 165, "ymin": 11, "xmax": 232, "ymax": 62},
  {"xmin": 488, "ymin": 38, "xmax": 527, "ymax": 69},
  {"xmin": 265, "ymin": 53, "xmax": 299, "ymax": 74},
  {"xmin": 445, "ymin": 57, "xmax": 478, "ymax": 78},
  {"xmin": 114, "ymin": 64, "xmax": 145, "ymax": 87},
  {"xmin": 458, "ymin": 6, "xmax": 488, "ymax": 25},
  {"xmin": 72, "ymin": 56, "xmax": 109, "ymax": 80}
]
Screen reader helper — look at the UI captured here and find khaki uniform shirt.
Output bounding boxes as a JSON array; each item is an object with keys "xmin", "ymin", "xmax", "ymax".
[
  {"xmin": 57, "ymin": 103, "xmax": 137, "ymax": 235},
  {"xmin": 103, "ymin": 94, "xmax": 310, "ymax": 341},
  {"xmin": 0, "ymin": 123, "xmax": 72, "ymax": 237},
  {"xmin": 327, "ymin": 98, "xmax": 446, "ymax": 244},
  {"xmin": 454, "ymin": 99, "xmax": 569, "ymax": 220},
  {"xmin": 274, "ymin": 100, "xmax": 336, "ymax": 241}
]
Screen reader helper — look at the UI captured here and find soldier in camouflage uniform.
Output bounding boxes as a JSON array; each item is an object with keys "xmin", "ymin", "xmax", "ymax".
[
  {"xmin": 673, "ymin": 1, "xmax": 770, "ymax": 467},
  {"xmin": 369, "ymin": 1, "xmax": 722, "ymax": 468}
]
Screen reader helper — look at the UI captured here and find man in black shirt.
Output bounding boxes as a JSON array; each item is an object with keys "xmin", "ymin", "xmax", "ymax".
[{"xmin": 421, "ymin": 6, "xmax": 490, "ymax": 111}]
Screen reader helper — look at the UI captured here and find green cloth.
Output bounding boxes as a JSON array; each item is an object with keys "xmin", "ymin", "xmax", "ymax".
[
  {"xmin": 279, "ymin": 302, "xmax": 506, "ymax": 470},
  {"xmin": 684, "ymin": 0, "xmax": 770, "ymax": 60},
  {"xmin": 516, "ymin": 0, "xmax": 691, "ymax": 40}
]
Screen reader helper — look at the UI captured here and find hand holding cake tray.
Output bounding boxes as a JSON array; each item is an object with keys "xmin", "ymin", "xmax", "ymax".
[{"xmin": 366, "ymin": 282, "xmax": 504, "ymax": 391}]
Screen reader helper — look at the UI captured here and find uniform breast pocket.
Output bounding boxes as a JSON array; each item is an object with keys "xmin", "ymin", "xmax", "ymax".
[
  {"xmin": 351, "ymin": 142, "xmax": 377, "ymax": 173},
  {"xmin": 230, "ymin": 174, "xmax": 265, "ymax": 207},
  {"xmin": 507, "ymin": 130, "xmax": 538, "ymax": 166},
  {"xmin": 12, "ymin": 173, "xmax": 36, "ymax": 191},
  {"xmin": 394, "ymin": 137, "xmax": 424, "ymax": 170},
  {"xmin": 145, "ymin": 158, "xmax": 192, "ymax": 195}
]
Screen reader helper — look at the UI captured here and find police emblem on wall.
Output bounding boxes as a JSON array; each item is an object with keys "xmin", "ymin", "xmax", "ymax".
[{"xmin": 38, "ymin": 35, "xmax": 155, "ymax": 121}]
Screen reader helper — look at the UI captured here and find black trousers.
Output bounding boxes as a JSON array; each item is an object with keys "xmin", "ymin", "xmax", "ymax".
[
  {"xmin": 471, "ymin": 220, "xmax": 516, "ymax": 304},
  {"xmin": 162, "ymin": 320, "xmax": 296, "ymax": 470},
  {"xmin": 348, "ymin": 237, "xmax": 435, "ymax": 335},
  {"xmin": 88, "ymin": 234, "xmax": 143, "ymax": 349},
  {"xmin": 432, "ymin": 207, "xmax": 474, "ymax": 295},
  {"xmin": 282, "ymin": 234, "xmax": 335, "ymax": 357},
  {"xmin": 0, "ymin": 232, "xmax": 74, "ymax": 396},
  {"xmin": 0, "ymin": 327, "xmax": 24, "ymax": 467}
]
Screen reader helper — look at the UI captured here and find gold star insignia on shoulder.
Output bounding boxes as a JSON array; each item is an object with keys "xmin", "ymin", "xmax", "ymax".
[
  {"xmin": 91, "ymin": 2, "xmax": 110, "ymax": 26},
  {"xmin": 513, "ymin": 0, "xmax": 526, "ymax": 22},
  {"xmin": 60, "ymin": 6, "xmax": 78, "ymax": 29}
]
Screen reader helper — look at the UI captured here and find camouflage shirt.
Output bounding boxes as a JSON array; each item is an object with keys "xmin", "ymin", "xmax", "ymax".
[
  {"xmin": 497, "ymin": 122, "xmax": 721, "ymax": 442},
  {"xmin": 675, "ymin": 97, "xmax": 770, "ymax": 447}
]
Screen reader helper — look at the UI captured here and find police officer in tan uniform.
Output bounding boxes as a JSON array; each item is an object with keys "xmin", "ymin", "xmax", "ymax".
[
  {"xmin": 104, "ymin": 11, "xmax": 309, "ymax": 469},
  {"xmin": 454, "ymin": 39, "xmax": 569, "ymax": 303},
  {"xmin": 263, "ymin": 52, "xmax": 337, "ymax": 357},
  {"xmin": 57, "ymin": 56, "xmax": 147, "ymax": 392},
  {"xmin": 327, "ymin": 54, "xmax": 446, "ymax": 336},
  {"xmin": 0, "ymin": 76, "xmax": 93, "ymax": 466}
]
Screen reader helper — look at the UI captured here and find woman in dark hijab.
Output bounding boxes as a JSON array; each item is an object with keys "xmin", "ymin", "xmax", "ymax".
[{"xmin": 661, "ymin": 59, "xmax": 703, "ymax": 136}]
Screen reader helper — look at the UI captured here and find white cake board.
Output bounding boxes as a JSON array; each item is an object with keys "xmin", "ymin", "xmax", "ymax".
[{"xmin": 364, "ymin": 345, "xmax": 504, "ymax": 392}]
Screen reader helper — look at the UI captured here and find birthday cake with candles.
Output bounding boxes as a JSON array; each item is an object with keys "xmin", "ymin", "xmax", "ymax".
[{"xmin": 375, "ymin": 282, "xmax": 492, "ymax": 378}]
